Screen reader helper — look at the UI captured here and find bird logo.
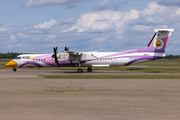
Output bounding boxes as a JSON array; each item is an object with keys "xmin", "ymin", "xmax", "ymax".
[{"xmin": 153, "ymin": 39, "xmax": 164, "ymax": 49}]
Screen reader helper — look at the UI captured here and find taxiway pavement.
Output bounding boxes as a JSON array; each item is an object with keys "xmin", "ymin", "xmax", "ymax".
[{"xmin": 0, "ymin": 69, "xmax": 180, "ymax": 120}]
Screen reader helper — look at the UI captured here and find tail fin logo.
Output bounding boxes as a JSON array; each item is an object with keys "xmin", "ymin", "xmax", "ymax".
[{"xmin": 153, "ymin": 39, "xmax": 164, "ymax": 49}]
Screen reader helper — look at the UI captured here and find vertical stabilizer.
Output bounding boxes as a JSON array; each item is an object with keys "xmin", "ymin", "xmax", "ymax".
[{"xmin": 148, "ymin": 29, "xmax": 174, "ymax": 53}]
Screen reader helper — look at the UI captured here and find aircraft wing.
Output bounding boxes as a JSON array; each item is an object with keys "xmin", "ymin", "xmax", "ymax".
[
  {"xmin": 58, "ymin": 51, "xmax": 97, "ymax": 61},
  {"xmin": 64, "ymin": 51, "xmax": 83, "ymax": 56}
]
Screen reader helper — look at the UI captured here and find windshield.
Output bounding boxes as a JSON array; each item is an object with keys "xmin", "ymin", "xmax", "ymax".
[{"xmin": 15, "ymin": 56, "xmax": 21, "ymax": 59}]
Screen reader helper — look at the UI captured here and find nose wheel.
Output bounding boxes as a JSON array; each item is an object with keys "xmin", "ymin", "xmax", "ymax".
[{"xmin": 13, "ymin": 68, "xmax": 17, "ymax": 72}]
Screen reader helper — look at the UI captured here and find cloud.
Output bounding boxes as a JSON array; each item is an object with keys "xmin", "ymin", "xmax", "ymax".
[
  {"xmin": 45, "ymin": 34, "xmax": 57, "ymax": 40},
  {"xmin": 34, "ymin": 19, "xmax": 56, "ymax": 30},
  {"xmin": 175, "ymin": 8, "xmax": 180, "ymax": 15},
  {"xmin": 18, "ymin": 0, "xmax": 91, "ymax": 8},
  {"xmin": 16, "ymin": 32, "xmax": 31, "ymax": 39},
  {"xmin": 0, "ymin": 28, "xmax": 7, "ymax": 33},
  {"xmin": 8, "ymin": 43, "xmax": 22, "ymax": 48},
  {"xmin": 61, "ymin": 18, "xmax": 75, "ymax": 24},
  {"xmin": 91, "ymin": 37, "xmax": 106, "ymax": 42},
  {"xmin": 60, "ymin": 2, "xmax": 180, "ymax": 54},
  {"xmin": 28, "ymin": 30, "xmax": 44, "ymax": 34},
  {"xmin": 10, "ymin": 35, "xmax": 17, "ymax": 42},
  {"xmin": 0, "ymin": 22, "xmax": 59, "ymax": 53},
  {"xmin": 132, "ymin": 25, "xmax": 150, "ymax": 32},
  {"xmin": 2, "ymin": 2, "xmax": 180, "ymax": 54},
  {"xmin": 64, "ymin": 10, "xmax": 139, "ymax": 33},
  {"xmin": 158, "ymin": 0, "xmax": 180, "ymax": 7},
  {"xmin": 137, "ymin": 2, "xmax": 175, "ymax": 25},
  {"xmin": 93, "ymin": 0, "xmax": 128, "ymax": 11},
  {"xmin": 140, "ymin": 2, "xmax": 171, "ymax": 16},
  {"xmin": 93, "ymin": 0, "xmax": 112, "ymax": 10},
  {"xmin": 112, "ymin": 1, "xmax": 128, "ymax": 10}
]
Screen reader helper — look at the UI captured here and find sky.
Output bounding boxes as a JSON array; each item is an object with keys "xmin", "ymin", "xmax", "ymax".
[{"xmin": 1, "ymin": 0, "xmax": 180, "ymax": 55}]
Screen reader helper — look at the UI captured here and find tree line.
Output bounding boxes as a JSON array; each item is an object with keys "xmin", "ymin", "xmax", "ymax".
[
  {"xmin": 0, "ymin": 52, "xmax": 21, "ymax": 59},
  {"xmin": 0, "ymin": 52, "xmax": 180, "ymax": 59},
  {"xmin": 164, "ymin": 54, "xmax": 180, "ymax": 59}
]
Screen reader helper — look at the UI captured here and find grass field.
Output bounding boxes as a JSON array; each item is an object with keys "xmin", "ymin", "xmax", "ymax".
[{"xmin": 0, "ymin": 59, "xmax": 11, "ymax": 69}]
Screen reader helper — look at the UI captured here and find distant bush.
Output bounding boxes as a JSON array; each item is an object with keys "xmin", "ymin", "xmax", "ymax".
[
  {"xmin": 164, "ymin": 54, "xmax": 180, "ymax": 59},
  {"xmin": 0, "ymin": 52, "xmax": 21, "ymax": 59}
]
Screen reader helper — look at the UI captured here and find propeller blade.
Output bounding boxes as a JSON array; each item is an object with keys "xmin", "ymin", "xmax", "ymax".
[
  {"xmin": 55, "ymin": 57, "xmax": 59, "ymax": 66},
  {"xmin": 52, "ymin": 46, "xmax": 59, "ymax": 66},
  {"xmin": 65, "ymin": 46, "xmax": 69, "ymax": 51},
  {"xmin": 55, "ymin": 46, "xmax": 58, "ymax": 53}
]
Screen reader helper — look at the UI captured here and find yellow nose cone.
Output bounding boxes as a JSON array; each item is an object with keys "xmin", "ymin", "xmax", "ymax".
[{"xmin": 6, "ymin": 60, "xmax": 17, "ymax": 67}]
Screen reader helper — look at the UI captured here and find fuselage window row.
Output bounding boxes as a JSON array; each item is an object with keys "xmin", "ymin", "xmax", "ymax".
[
  {"xmin": 30, "ymin": 58, "xmax": 113, "ymax": 61},
  {"xmin": 32, "ymin": 59, "xmax": 55, "ymax": 61},
  {"xmin": 98, "ymin": 58, "xmax": 113, "ymax": 60}
]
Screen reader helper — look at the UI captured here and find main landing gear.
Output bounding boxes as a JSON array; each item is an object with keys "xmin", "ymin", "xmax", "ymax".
[
  {"xmin": 77, "ymin": 67, "xmax": 92, "ymax": 73},
  {"xmin": 77, "ymin": 68, "xmax": 83, "ymax": 73},
  {"xmin": 87, "ymin": 67, "xmax": 92, "ymax": 72},
  {"xmin": 13, "ymin": 68, "xmax": 17, "ymax": 72},
  {"xmin": 75, "ymin": 62, "xmax": 92, "ymax": 73}
]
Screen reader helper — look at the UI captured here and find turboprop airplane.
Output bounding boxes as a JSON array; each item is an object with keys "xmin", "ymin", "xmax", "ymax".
[{"xmin": 6, "ymin": 29, "xmax": 174, "ymax": 73}]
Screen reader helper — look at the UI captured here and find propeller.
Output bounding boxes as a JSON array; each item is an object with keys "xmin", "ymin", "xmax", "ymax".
[
  {"xmin": 64, "ymin": 46, "xmax": 69, "ymax": 51},
  {"xmin": 52, "ymin": 46, "xmax": 59, "ymax": 66}
]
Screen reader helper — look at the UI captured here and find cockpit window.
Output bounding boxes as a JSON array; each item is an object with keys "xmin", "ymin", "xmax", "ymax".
[{"xmin": 15, "ymin": 56, "xmax": 21, "ymax": 59}]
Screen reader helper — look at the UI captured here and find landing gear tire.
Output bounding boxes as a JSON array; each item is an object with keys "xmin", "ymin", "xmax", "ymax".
[
  {"xmin": 77, "ymin": 68, "xmax": 83, "ymax": 73},
  {"xmin": 87, "ymin": 67, "xmax": 92, "ymax": 72},
  {"xmin": 13, "ymin": 68, "xmax": 17, "ymax": 72}
]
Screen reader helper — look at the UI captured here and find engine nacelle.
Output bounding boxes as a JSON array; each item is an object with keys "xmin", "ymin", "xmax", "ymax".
[{"xmin": 57, "ymin": 53, "xmax": 69, "ymax": 61}]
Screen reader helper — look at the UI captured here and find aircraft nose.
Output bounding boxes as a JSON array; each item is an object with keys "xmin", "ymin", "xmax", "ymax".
[{"xmin": 6, "ymin": 60, "xmax": 17, "ymax": 67}]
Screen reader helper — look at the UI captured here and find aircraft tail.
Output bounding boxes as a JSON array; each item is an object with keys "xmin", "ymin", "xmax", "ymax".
[{"xmin": 147, "ymin": 29, "xmax": 174, "ymax": 53}]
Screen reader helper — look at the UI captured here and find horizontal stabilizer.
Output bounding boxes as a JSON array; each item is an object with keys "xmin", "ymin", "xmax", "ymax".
[{"xmin": 154, "ymin": 29, "xmax": 174, "ymax": 32}]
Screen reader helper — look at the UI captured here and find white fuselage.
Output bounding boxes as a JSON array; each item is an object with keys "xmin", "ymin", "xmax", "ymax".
[{"xmin": 12, "ymin": 51, "xmax": 165, "ymax": 68}]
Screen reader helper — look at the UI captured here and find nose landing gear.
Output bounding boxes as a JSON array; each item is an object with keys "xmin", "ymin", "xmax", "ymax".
[{"xmin": 13, "ymin": 68, "xmax": 17, "ymax": 72}]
